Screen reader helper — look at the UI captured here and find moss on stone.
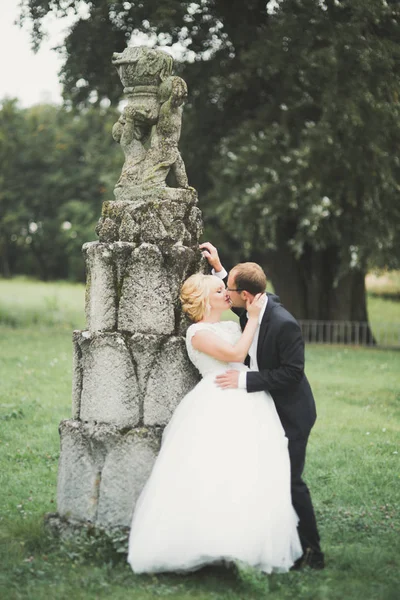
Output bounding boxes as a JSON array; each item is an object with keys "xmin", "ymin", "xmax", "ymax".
[{"xmin": 102, "ymin": 202, "xmax": 119, "ymax": 222}]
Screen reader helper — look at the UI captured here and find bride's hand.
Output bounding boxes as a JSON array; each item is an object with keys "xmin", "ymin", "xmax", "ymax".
[{"xmin": 246, "ymin": 293, "xmax": 265, "ymax": 319}]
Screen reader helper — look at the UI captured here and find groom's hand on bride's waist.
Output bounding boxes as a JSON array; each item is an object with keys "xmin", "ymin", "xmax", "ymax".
[{"xmin": 215, "ymin": 370, "xmax": 239, "ymax": 389}]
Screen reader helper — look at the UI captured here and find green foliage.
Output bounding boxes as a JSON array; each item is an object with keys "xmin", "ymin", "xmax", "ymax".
[
  {"xmin": 0, "ymin": 407, "xmax": 24, "ymax": 421},
  {"xmin": 207, "ymin": 0, "xmax": 400, "ymax": 273},
  {"xmin": 56, "ymin": 524, "xmax": 130, "ymax": 564},
  {"xmin": 0, "ymin": 99, "xmax": 121, "ymax": 280},
  {"xmin": 16, "ymin": 0, "xmax": 400, "ymax": 321}
]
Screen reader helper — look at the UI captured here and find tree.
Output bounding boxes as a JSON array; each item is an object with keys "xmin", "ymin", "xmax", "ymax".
[
  {"xmin": 0, "ymin": 99, "xmax": 121, "ymax": 280},
  {"xmin": 19, "ymin": 0, "xmax": 400, "ymax": 335},
  {"xmin": 208, "ymin": 0, "xmax": 400, "ymax": 330},
  {"xmin": 0, "ymin": 98, "xmax": 29, "ymax": 277}
]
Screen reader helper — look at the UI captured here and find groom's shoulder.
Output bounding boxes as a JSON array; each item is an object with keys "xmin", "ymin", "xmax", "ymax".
[
  {"xmin": 267, "ymin": 292, "xmax": 281, "ymax": 304},
  {"xmin": 266, "ymin": 292, "xmax": 283, "ymax": 314},
  {"xmin": 267, "ymin": 294, "xmax": 298, "ymax": 325}
]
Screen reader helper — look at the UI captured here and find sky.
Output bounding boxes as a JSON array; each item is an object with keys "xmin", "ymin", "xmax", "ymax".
[
  {"xmin": 0, "ymin": 0, "xmax": 77, "ymax": 107},
  {"xmin": 0, "ymin": 1, "xmax": 282, "ymax": 108},
  {"xmin": 0, "ymin": 0, "xmax": 183, "ymax": 108}
]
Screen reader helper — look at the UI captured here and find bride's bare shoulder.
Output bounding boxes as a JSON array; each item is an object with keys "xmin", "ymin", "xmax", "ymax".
[{"xmin": 186, "ymin": 322, "xmax": 216, "ymax": 339}]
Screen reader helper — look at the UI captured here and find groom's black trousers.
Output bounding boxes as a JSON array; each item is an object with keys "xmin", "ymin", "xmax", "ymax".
[{"xmin": 288, "ymin": 437, "xmax": 321, "ymax": 554}]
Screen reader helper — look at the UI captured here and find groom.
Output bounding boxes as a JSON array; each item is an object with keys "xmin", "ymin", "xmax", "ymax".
[{"xmin": 200, "ymin": 242, "xmax": 325, "ymax": 570}]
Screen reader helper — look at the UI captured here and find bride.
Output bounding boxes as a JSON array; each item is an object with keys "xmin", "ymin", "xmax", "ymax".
[{"xmin": 128, "ymin": 273, "xmax": 302, "ymax": 574}]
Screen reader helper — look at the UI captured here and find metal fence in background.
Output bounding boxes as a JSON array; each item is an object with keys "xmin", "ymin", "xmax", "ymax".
[{"xmin": 298, "ymin": 320, "xmax": 400, "ymax": 349}]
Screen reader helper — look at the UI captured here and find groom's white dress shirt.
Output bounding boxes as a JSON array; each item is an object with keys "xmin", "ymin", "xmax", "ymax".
[{"xmin": 212, "ymin": 267, "xmax": 268, "ymax": 389}]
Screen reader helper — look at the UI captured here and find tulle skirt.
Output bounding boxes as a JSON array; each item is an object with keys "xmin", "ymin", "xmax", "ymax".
[{"xmin": 128, "ymin": 375, "xmax": 302, "ymax": 574}]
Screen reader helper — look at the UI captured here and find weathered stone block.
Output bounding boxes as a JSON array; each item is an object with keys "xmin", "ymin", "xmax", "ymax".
[
  {"xmin": 112, "ymin": 184, "xmax": 197, "ymax": 206},
  {"xmin": 96, "ymin": 428, "xmax": 161, "ymax": 527},
  {"xmin": 57, "ymin": 421, "xmax": 162, "ymax": 527},
  {"xmin": 96, "ymin": 188, "xmax": 201, "ymax": 247},
  {"xmin": 163, "ymin": 244, "xmax": 197, "ymax": 304},
  {"xmin": 83, "ymin": 242, "xmax": 117, "ymax": 332},
  {"xmin": 144, "ymin": 336, "xmax": 200, "ymax": 425},
  {"xmin": 108, "ymin": 240, "xmax": 135, "ymax": 286},
  {"xmin": 57, "ymin": 420, "xmax": 113, "ymax": 522},
  {"xmin": 176, "ymin": 310, "xmax": 193, "ymax": 337},
  {"xmin": 127, "ymin": 333, "xmax": 164, "ymax": 401},
  {"xmin": 77, "ymin": 331, "xmax": 140, "ymax": 427},
  {"xmin": 119, "ymin": 212, "xmax": 140, "ymax": 243},
  {"xmin": 118, "ymin": 243, "xmax": 175, "ymax": 335},
  {"xmin": 188, "ymin": 205, "xmax": 203, "ymax": 242}
]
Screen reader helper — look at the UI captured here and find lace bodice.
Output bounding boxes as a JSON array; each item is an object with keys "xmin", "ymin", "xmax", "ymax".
[{"xmin": 186, "ymin": 320, "xmax": 247, "ymax": 377}]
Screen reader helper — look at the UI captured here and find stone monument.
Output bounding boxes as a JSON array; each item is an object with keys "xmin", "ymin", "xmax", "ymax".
[{"xmin": 54, "ymin": 46, "xmax": 203, "ymax": 533}]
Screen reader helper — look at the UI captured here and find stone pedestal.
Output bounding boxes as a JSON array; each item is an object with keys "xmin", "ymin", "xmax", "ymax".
[
  {"xmin": 57, "ymin": 187, "xmax": 203, "ymax": 530},
  {"xmin": 57, "ymin": 421, "xmax": 163, "ymax": 527},
  {"xmin": 54, "ymin": 45, "xmax": 205, "ymax": 535}
]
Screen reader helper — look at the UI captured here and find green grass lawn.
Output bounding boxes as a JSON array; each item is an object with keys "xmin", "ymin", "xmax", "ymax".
[
  {"xmin": 0, "ymin": 277, "xmax": 399, "ymax": 599},
  {"xmin": 0, "ymin": 277, "xmax": 86, "ymax": 330}
]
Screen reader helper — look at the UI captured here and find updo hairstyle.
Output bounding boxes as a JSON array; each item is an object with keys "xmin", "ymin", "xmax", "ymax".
[{"xmin": 180, "ymin": 273, "xmax": 218, "ymax": 322}]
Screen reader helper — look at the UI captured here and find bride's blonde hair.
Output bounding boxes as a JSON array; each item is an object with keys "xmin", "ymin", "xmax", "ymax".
[{"xmin": 180, "ymin": 273, "xmax": 218, "ymax": 322}]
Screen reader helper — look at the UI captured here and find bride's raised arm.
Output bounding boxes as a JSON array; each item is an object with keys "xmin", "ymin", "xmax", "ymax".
[{"xmin": 191, "ymin": 294, "xmax": 263, "ymax": 363}]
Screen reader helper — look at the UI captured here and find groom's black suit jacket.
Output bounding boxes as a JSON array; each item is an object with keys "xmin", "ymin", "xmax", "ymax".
[
  {"xmin": 236, "ymin": 293, "xmax": 322, "ymax": 555},
  {"xmin": 236, "ymin": 293, "xmax": 316, "ymax": 442}
]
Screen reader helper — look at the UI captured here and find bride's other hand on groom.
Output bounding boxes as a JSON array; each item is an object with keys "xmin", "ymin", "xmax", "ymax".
[
  {"xmin": 199, "ymin": 242, "xmax": 223, "ymax": 273},
  {"xmin": 246, "ymin": 292, "xmax": 265, "ymax": 319},
  {"xmin": 216, "ymin": 293, "xmax": 264, "ymax": 389}
]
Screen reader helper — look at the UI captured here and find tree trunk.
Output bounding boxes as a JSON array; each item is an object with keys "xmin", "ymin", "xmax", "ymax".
[
  {"xmin": 262, "ymin": 238, "xmax": 375, "ymax": 345},
  {"xmin": 30, "ymin": 243, "xmax": 49, "ymax": 281},
  {"xmin": 0, "ymin": 240, "xmax": 11, "ymax": 278}
]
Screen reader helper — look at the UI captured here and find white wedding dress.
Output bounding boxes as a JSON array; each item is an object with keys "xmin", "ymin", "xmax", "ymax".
[{"xmin": 128, "ymin": 320, "xmax": 302, "ymax": 574}]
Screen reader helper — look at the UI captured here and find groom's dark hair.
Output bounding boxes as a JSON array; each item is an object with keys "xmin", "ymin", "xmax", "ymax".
[{"xmin": 231, "ymin": 263, "xmax": 267, "ymax": 296}]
